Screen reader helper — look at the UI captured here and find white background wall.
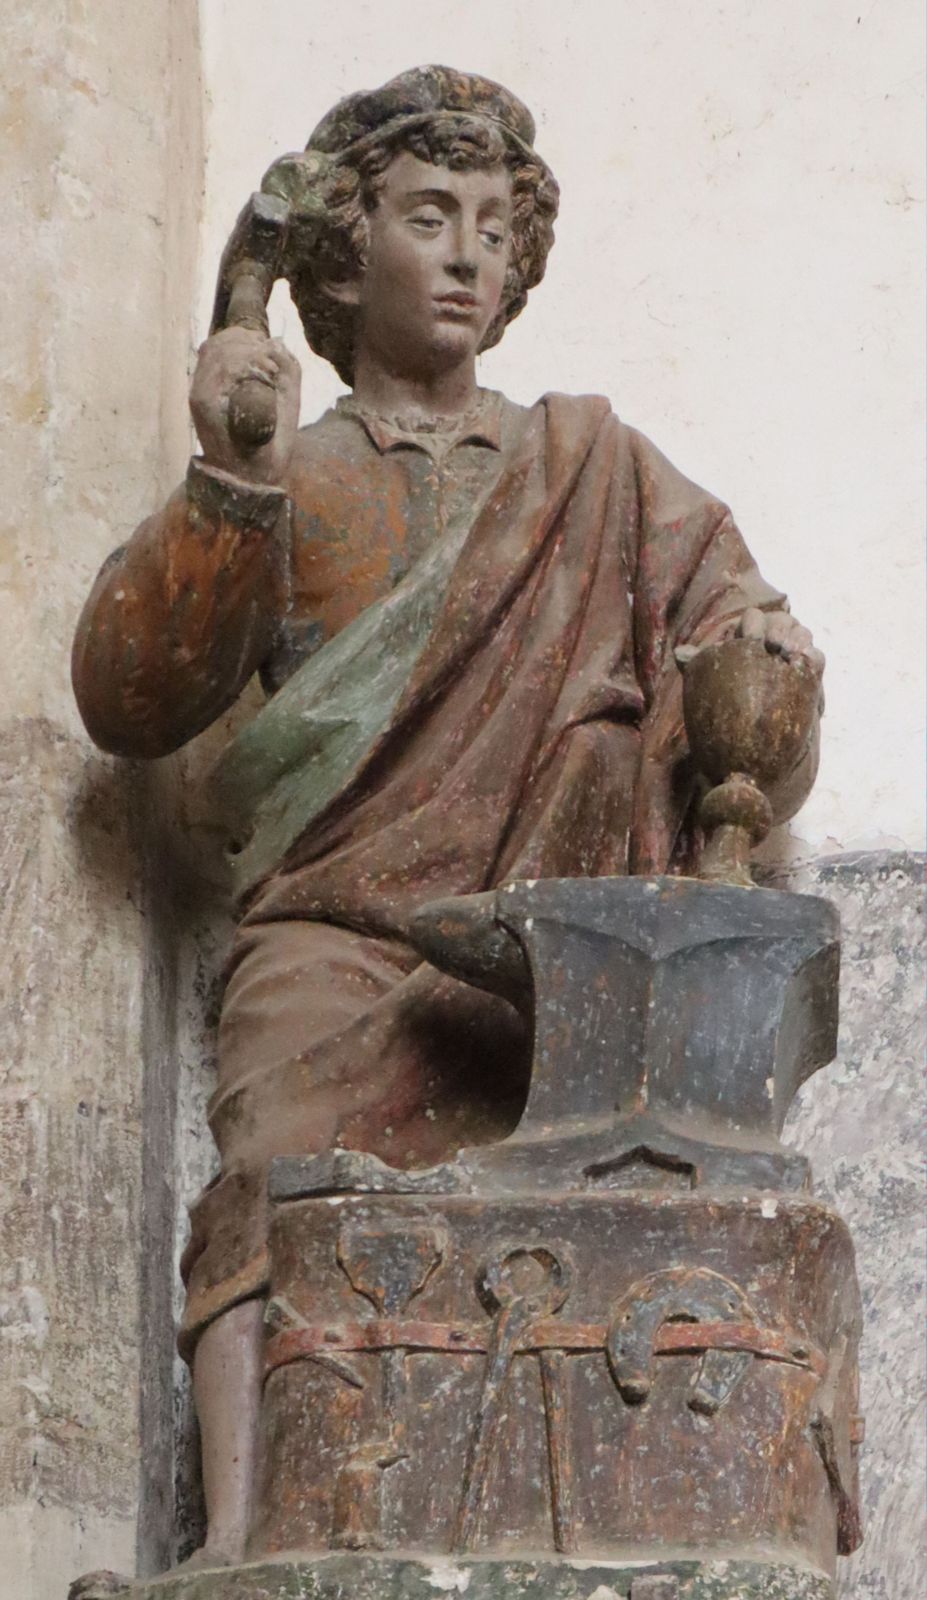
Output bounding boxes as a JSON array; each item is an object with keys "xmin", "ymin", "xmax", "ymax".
[{"xmin": 196, "ymin": 0, "xmax": 924, "ymax": 858}]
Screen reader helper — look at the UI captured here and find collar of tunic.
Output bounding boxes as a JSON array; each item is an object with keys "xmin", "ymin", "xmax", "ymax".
[{"xmin": 334, "ymin": 389, "xmax": 504, "ymax": 459}]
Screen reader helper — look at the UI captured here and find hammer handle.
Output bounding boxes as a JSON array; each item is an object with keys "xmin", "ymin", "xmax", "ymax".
[{"xmin": 225, "ymin": 268, "xmax": 278, "ymax": 452}]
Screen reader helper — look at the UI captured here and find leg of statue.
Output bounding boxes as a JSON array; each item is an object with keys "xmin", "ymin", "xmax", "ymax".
[
  {"xmin": 177, "ymin": 919, "xmax": 529, "ymax": 1572},
  {"xmin": 187, "ymin": 1297, "xmax": 265, "ymax": 1567}
]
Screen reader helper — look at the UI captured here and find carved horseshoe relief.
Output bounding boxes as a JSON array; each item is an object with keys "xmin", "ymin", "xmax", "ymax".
[{"xmin": 606, "ymin": 1266, "xmax": 756, "ymax": 1416}]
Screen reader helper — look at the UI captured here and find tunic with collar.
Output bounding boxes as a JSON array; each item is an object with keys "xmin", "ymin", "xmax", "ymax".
[{"xmin": 72, "ymin": 389, "xmax": 521, "ymax": 757}]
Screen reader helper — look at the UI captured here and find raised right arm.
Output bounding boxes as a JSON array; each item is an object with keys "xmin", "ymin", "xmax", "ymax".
[
  {"xmin": 72, "ymin": 327, "xmax": 301, "ymax": 758},
  {"xmin": 71, "ymin": 465, "xmax": 287, "ymax": 757}
]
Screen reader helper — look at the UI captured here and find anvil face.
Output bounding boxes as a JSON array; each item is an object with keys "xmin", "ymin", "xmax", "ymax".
[{"xmin": 410, "ymin": 876, "xmax": 839, "ymax": 1194}]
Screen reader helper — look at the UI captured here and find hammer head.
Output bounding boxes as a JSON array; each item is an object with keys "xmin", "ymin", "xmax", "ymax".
[{"xmin": 210, "ymin": 190, "xmax": 290, "ymax": 336}]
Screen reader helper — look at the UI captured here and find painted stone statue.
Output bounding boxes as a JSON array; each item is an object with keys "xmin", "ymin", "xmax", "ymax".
[{"xmin": 70, "ymin": 66, "xmax": 860, "ymax": 1600}]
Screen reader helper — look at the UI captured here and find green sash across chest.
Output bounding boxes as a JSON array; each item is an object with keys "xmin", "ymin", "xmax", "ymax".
[{"xmin": 209, "ymin": 484, "xmax": 489, "ymax": 902}]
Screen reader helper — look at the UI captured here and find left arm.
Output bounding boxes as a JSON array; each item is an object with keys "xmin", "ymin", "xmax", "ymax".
[{"xmin": 628, "ymin": 426, "xmax": 824, "ymax": 869}]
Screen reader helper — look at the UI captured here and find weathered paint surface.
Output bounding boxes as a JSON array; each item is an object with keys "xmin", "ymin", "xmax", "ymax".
[
  {"xmin": 256, "ymin": 1189, "xmax": 857, "ymax": 1571},
  {"xmin": 198, "ymin": 3, "xmax": 926, "ymax": 861},
  {"xmin": 123, "ymin": 1552, "xmax": 835, "ymax": 1600},
  {"xmin": 5, "ymin": 6, "xmax": 919, "ymax": 1596},
  {"xmin": 236, "ymin": 875, "xmax": 859, "ymax": 1581}
]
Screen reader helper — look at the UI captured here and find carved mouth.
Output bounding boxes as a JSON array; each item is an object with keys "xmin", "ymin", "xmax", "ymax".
[{"xmin": 435, "ymin": 293, "xmax": 479, "ymax": 314}]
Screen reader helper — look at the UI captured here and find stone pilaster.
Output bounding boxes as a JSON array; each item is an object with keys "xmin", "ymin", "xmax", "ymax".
[{"xmin": 0, "ymin": 2, "xmax": 203, "ymax": 1588}]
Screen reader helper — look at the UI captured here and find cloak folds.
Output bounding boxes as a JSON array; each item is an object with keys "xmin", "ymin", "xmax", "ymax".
[
  {"xmin": 180, "ymin": 394, "xmax": 786, "ymax": 1355},
  {"xmin": 217, "ymin": 394, "xmax": 785, "ymax": 915}
]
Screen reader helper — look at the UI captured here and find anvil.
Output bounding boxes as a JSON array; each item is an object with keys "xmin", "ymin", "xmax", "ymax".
[{"xmin": 407, "ymin": 874, "xmax": 840, "ymax": 1195}]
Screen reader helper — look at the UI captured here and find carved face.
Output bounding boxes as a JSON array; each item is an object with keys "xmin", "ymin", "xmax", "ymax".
[{"xmin": 335, "ymin": 151, "xmax": 513, "ymax": 379}]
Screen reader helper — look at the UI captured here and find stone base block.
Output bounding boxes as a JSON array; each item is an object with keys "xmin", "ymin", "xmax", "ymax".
[
  {"xmin": 127, "ymin": 1553, "xmax": 834, "ymax": 1600},
  {"xmin": 253, "ymin": 1192, "xmax": 859, "ymax": 1569}
]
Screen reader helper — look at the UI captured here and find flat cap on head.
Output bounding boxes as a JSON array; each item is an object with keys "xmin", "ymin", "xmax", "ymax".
[{"xmin": 306, "ymin": 64, "xmax": 538, "ymax": 158}]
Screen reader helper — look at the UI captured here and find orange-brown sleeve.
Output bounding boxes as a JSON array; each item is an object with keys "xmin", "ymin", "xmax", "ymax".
[{"xmin": 72, "ymin": 459, "xmax": 288, "ymax": 758}]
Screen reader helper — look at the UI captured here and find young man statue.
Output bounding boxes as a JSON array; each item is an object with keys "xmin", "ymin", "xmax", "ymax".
[{"xmin": 72, "ymin": 66, "xmax": 824, "ymax": 1568}]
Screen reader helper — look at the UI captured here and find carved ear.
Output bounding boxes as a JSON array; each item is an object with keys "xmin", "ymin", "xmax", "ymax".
[{"xmin": 321, "ymin": 275, "xmax": 362, "ymax": 307}]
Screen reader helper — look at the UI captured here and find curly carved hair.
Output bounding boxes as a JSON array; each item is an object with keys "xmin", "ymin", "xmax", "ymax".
[{"xmin": 283, "ymin": 114, "xmax": 559, "ymax": 385}]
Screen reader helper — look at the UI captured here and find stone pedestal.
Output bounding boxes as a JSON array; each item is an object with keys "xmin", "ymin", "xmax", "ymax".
[
  {"xmin": 129, "ymin": 1552, "xmax": 835, "ymax": 1600},
  {"xmin": 252, "ymin": 1189, "xmax": 858, "ymax": 1578}
]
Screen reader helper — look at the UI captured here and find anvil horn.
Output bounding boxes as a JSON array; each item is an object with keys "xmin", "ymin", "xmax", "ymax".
[{"xmin": 408, "ymin": 891, "xmax": 530, "ymax": 1008}]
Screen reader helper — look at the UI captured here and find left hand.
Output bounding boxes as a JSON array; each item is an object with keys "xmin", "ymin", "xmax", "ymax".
[{"xmin": 737, "ymin": 607, "xmax": 825, "ymax": 676}]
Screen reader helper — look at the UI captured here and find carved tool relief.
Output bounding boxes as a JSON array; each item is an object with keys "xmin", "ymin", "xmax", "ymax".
[
  {"xmin": 331, "ymin": 1219, "xmax": 447, "ymax": 1548},
  {"xmin": 454, "ymin": 1243, "xmax": 575, "ymax": 1553}
]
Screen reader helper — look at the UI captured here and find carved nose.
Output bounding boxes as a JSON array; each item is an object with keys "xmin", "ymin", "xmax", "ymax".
[
  {"xmin": 444, "ymin": 215, "xmax": 480, "ymax": 285},
  {"xmin": 447, "ymin": 256, "xmax": 478, "ymax": 285}
]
